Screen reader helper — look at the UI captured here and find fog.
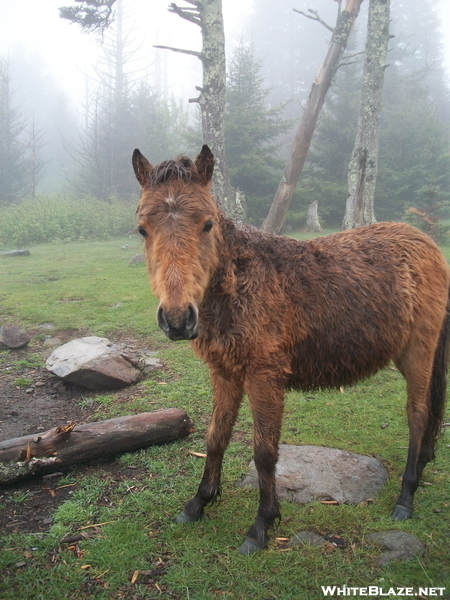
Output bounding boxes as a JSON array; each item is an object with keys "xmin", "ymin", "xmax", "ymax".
[
  {"xmin": 1, "ymin": 0, "xmax": 449, "ymax": 230},
  {"xmin": 1, "ymin": 0, "xmax": 449, "ymax": 106},
  {"xmin": 0, "ymin": 0, "xmax": 254, "ymax": 108}
]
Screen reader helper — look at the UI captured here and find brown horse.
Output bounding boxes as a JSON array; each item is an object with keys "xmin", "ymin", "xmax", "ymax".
[{"xmin": 133, "ymin": 145, "xmax": 450, "ymax": 554}]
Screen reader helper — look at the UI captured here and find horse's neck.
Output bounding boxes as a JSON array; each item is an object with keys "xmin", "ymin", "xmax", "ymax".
[{"xmin": 208, "ymin": 218, "xmax": 244, "ymax": 296}]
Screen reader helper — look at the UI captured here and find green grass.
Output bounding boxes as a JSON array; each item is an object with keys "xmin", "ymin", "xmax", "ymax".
[
  {"xmin": 0, "ymin": 236, "xmax": 165, "ymax": 339},
  {"xmin": 0, "ymin": 235, "xmax": 449, "ymax": 599}
]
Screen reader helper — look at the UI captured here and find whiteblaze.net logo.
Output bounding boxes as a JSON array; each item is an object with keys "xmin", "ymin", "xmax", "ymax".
[{"xmin": 321, "ymin": 586, "xmax": 446, "ymax": 597}]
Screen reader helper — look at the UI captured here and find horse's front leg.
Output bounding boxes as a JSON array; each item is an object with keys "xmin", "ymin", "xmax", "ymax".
[
  {"xmin": 239, "ymin": 376, "xmax": 284, "ymax": 554},
  {"xmin": 176, "ymin": 367, "xmax": 243, "ymax": 524}
]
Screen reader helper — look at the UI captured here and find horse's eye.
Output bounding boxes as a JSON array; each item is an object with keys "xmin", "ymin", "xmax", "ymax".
[
  {"xmin": 138, "ymin": 226, "xmax": 148, "ymax": 237},
  {"xmin": 203, "ymin": 220, "xmax": 213, "ymax": 233}
]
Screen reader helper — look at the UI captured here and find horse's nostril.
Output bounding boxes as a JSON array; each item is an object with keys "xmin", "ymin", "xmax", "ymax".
[
  {"xmin": 157, "ymin": 306, "xmax": 170, "ymax": 333},
  {"xmin": 186, "ymin": 304, "xmax": 198, "ymax": 331}
]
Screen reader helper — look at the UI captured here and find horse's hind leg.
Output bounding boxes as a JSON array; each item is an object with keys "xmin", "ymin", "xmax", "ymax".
[
  {"xmin": 176, "ymin": 368, "xmax": 243, "ymax": 524},
  {"xmin": 392, "ymin": 342, "xmax": 439, "ymax": 520},
  {"xmin": 239, "ymin": 376, "xmax": 284, "ymax": 554}
]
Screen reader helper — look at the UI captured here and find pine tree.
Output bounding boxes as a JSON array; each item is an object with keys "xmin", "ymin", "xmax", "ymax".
[
  {"xmin": 0, "ymin": 59, "xmax": 29, "ymax": 205},
  {"xmin": 375, "ymin": 0, "xmax": 450, "ymax": 220},
  {"xmin": 225, "ymin": 41, "xmax": 290, "ymax": 225},
  {"xmin": 292, "ymin": 59, "xmax": 362, "ymax": 227},
  {"xmin": 70, "ymin": 0, "xmax": 137, "ymax": 199},
  {"xmin": 130, "ymin": 81, "xmax": 190, "ymax": 163},
  {"xmin": 245, "ymin": 0, "xmax": 340, "ymax": 114}
]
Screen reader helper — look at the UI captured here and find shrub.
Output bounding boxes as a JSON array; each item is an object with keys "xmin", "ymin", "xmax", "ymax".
[{"xmin": 0, "ymin": 195, "xmax": 137, "ymax": 246}]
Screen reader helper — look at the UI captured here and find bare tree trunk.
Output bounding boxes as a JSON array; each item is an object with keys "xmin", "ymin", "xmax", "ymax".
[
  {"xmin": 262, "ymin": 0, "xmax": 363, "ymax": 234},
  {"xmin": 342, "ymin": 0, "xmax": 390, "ymax": 229},
  {"xmin": 156, "ymin": 0, "xmax": 245, "ymax": 221},
  {"xmin": 0, "ymin": 409, "xmax": 194, "ymax": 484},
  {"xmin": 306, "ymin": 200, "xmax": 322, "ymax": 232}
]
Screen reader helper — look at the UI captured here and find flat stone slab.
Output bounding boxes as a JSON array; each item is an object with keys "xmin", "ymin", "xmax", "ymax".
[
  {"xmin": 0, "ymin": 249, "xmax": 30, "ymax": 257},
  {"xmin": 239, "ymin": 444, "xmax": 388, "ymax": 504},
  {"xmin": 287, "ymin": 531, "xmax": 327, "ymax": 548},
  {"xmin": 367, "ymin": 531, "xmax": 425, "ymax": 565},
  {"xmin": 46, "ymin": 336, "xmax": 143, "ymax": 390},
  {"xmin": 0, "ymin": 323, "xmax": 31, "ymax": 349},
  {"xmin": 128, "ymin": 253, "xmax": 145, "ymax": 265}
]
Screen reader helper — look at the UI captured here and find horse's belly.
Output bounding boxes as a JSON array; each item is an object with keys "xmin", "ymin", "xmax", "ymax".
[{"xmin": 288, "ymin": 328, "xmax": 402, "ymax": 391}]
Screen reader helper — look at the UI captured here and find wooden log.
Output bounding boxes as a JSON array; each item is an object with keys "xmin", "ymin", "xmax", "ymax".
[{"xmin": 0, "ymin": 409, "xmax": 194, "ymax": 484}]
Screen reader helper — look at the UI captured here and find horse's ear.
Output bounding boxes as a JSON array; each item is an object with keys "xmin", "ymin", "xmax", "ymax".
[
  {"xmin": 132, "ymin": 149, "xmax": 153, "ymax": 187},
  {"xmin": 194, "ymin": 145, "xmax": 214, "ymax": 184}
]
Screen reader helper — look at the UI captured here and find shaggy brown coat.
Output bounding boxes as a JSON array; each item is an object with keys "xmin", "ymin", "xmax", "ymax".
[{"xmin": 133, "ymin": 145, "xmax": 450, "ymax": 554}]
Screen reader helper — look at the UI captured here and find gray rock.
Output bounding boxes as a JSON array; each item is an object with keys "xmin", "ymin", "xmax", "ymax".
[
  {"xmin": 128, "ymin": 253, "xmax": 145, "ymax": 265},
  {"xmin": 239, "ymin": 444, "xmax": 388, "ymax": 505},
  {"xmin": 46, "ymin": 336, "xmax": 143, "ymax": 390},
  {"xmin": 43, "ymin": 337, "xmax": 62, "ymax": 348},
  {"xmin": 140, "ymin": 350, "xmax": 162, "ymax": 373},
  {"xmin": 367, "ymin": 531, "xmax": 425, "ymax": 565},
  {"xmin": 0, "ymin": 249, "xmax": 30, "ymax": 257},
  {"xmin": 287, "ymin": 531, "xmax": 327, "ymax": 548},
  {"xmin": 0, "ymin": 323, "xmax": 31, "ymax": 349}
]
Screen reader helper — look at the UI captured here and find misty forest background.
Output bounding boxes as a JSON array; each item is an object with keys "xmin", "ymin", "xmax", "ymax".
[{"xmin": 1, "ymin": 0, "xmax": 449, "ymax": 246}]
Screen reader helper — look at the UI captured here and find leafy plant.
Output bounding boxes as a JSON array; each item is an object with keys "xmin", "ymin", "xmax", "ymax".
[{"xmin": 0, "ymin": 195, "xmax": 136, "ymax": 247}]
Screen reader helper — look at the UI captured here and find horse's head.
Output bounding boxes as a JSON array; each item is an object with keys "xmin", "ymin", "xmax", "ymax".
[{"xmin": 133, "ymin": 145, "xmax": 222, "ymax": 341}]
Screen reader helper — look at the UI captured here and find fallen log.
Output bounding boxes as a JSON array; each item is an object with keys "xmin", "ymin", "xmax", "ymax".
[{"xmin": 0, "ymin": 409, "xmax": 194, "ymax": 484}]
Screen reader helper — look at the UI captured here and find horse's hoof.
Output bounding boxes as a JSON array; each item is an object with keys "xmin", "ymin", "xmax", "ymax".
[
  {"xmin": 175, "ymin": 510, "xmax": 198, "ymax": 524},
  {"xmin": 391, "ymin": 505, "xmax": 413, "ymax": 521},
  {"xmin": 239, "ymin": 537, "xmax": 265, "ymax": 555}
]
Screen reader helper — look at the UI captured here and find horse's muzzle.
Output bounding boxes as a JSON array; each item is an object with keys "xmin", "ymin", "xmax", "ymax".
[{"xmin": 157, "ymin": 304, "xmax": 198, "ymax": 341}]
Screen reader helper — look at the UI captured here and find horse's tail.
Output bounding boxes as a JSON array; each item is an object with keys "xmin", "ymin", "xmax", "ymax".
[{"xmin": 428, "ymin": 295, "xmax": 450, "ymax": 451}]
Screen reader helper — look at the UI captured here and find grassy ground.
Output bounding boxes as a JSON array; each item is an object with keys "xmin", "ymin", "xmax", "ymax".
[{"xmin": 0, "ymin": 235, "xmax": 449, "ymax": 599}]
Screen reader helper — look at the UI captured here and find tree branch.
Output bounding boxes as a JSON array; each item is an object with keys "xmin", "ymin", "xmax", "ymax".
[
  {"xmin": 59, "ymin": 0, "xmax": 116, "ymax": 33},
  {"xmin": 293, "ymin": 8, "xmax": 334, "ymax": 32},
  {"xmin": 168, "ymin": 2, "xmax": 201, "ymax": 26},
  {"xmin": 343, "ymin": 50, "xmax": 365, "ymax": 60},
  {"xmin": 154, "ymin": 44, "xmax": 202, "ymax": 59}
]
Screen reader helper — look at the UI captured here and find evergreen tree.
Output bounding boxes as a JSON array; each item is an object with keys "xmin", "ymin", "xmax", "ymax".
[
  {"xmin": 0, "ymin": 58, "xmax": 29, "ymax": 205},
  {"xmin": 225, "ymin": 41, "xmax": 290, "ymax": 225},
  {"xmin": 70, "ymin": 0, "xmax": 137, "ymax": 199},
  {"xmin": 7, "ymin": 45, "xmax": 75, "ymax": 193},
  {"xmin": 290, "ymin": 42, "xmax": 363, "ymax": 227},
  {"xmin": 376, "ymin": 75, "xmax": 450, "ymax": 221},
  {"xmin": 289, "ymin": 0, "xmax": 450, "ymax": 228},
  {"xmin": 130, "ymin": 82, "xmax": 190, "ymax": 164},
  {"xmin": 375, "ymin": 0, "xmax": 450, "ymax": 221},
  {"xmin": 388, "ymin": 0, "xmax": 449, "ymax": 120},
  {"xmin": 245, "ymin": 0, "xmax": 342, "ymax": 116}
]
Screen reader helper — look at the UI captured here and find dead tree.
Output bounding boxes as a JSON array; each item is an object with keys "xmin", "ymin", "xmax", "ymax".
[
  {"xmin": 262, "ymin": 0, "xmax": 364, "ymax": 234},
  {"xmin": 306, "ymin": 200, "xmax": 322, "ymax": 232},
  {"xmin": 342, "ymin": 0, "xmax": 390, "ymax": 229},
  {"xmin": 156, "ymin": 0, "xmax": 245, "ymax": 221},
  {"xmin": 0, "ymin": 409, "xmax": 194, "ymax": 484}
]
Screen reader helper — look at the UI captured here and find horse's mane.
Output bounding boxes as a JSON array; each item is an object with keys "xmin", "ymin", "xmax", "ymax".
[{"xmin": 150, "ymin": 156, "xmax": 200, "ymax": 186}]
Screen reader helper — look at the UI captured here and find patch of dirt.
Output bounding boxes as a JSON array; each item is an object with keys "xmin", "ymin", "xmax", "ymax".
[
  {"xmin": 0, "ymin": 459, "xmax": 141, "ymax": 535},
  {"xmin": 1, "ymin": 329, "xmax": 101, "ymax": 442},
  {"xmin": 0, "ymin": 327, "xmax": 162, "ymax": 535}
]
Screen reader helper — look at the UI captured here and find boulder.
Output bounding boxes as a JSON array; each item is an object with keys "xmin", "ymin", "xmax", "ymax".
[
  {"xmin": 0, "ymin": 323, "xmax": 31, "ymax": 349},
  {"xmin": 46, "ymin": 336, "xmax": 144, "ymax": 390},
  {"xmin": 239, "ymin": 444, "xmax": 388, "ymax": 505}
]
